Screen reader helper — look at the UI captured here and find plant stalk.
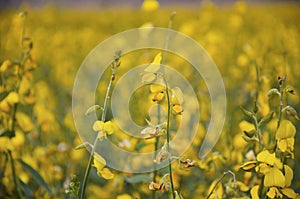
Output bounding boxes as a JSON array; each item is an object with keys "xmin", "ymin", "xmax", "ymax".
[
  {"xmin": 8, "ymin": 150, "xmax": 23, "ymax": 199},
  {"xmin": 160, "ymin": 74, "xmax": 176, "ymax": 199},
  {"xmin": 80, "ymin": 53, "xmax": 120, "ymax": 199},
  {"xmin": 152, "ymin": 12, "xmax": 176, "ymax": 199}
]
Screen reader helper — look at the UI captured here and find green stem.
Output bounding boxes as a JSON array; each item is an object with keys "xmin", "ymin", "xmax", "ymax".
[
  {"xmin": 8, "ymin": 150, "xmax": 23, "ymax": 199},
  {"xmin": 152, "ymin": 12, "xmax": 176, "ymax": 199},
  {"xmin": 258, "ymin": 175, "xmax": 265, "ymax": 198},
  {"xmin": 160, "ymin": 74, "xmax": 175, "ymax": 199},
  {"xmin": 80, "ymin": 52, "xmax": 120, "ymax": 199},
  {"xmin": 277, "ymin": 78, "xmax": 285, "ymax": 130},
  {"xmin": 253, "ymin": 60, "xmax": 260, "ymax": 113},
  {"xmin": 152, "ymin": 135, "xmax": 159, "ymax": 199},
  {"xmin": 253, "ymin": 117, "xmax": 263, "ymax": 151}
]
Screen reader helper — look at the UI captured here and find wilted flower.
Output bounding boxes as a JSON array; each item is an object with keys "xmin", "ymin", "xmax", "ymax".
[
  {"xmin": 178, "ymin": 158, "xmax": 197, "ymax": 169},
  {"xmin": 141, "ymin": 119, "xmax": 166, "ymax": 139}
]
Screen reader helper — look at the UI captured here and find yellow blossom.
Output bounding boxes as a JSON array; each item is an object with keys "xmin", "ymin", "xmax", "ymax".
[
  {"xmin": 93, "ymin": 120, "xmax": 114, "ymax": 140},
  {"xmin": 264, "ymin": 167, "xmax": 285, "ymax": 188},
  {"xmin": 281, "ymin": 188, "xmax": 297, "ymax": 198},
  {"xmin": 276, "ymin": 120, "xmax": 296, "ymax": 153},
  {"xmin": 141, "ymin": 0, "xmax": 159, "ymax": 12},
  {"xmin": 250, "ymin": 185, "xmax": 259, "ymax": 199},
  {"xmin": 267, "ymin": 187, "xmax": 282, "ymax": 198},
  {"xmin": 92, "ymin": 152, "xmax": 114, "ymax": 180}
]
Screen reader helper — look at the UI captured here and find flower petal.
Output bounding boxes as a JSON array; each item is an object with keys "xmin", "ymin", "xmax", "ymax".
[
  {"xmin": 284, "ymin": 165, "xmax": 293, "ymax": 187},
  {"xmin": 250, "ymin": 185, "xmax": 260, "ymax": 199},
  {"xmin": 93, "ymin": 152, "xmax": 106, "ymax": 171},
  {"xmin": 278, "ymin": 139, "xmax": 288, "ymax": 152},
  {"xmin": 276, "ymin": 120, "xmax": 296, "ymax": 139},
  {"xmin": 99, "ymin": 168, "xmax": 114, "ymax": 179},
  {"xmin": 171, "ymin": 87, "xmax": 184, "ymax": 105},
  {"xmin": 93, "ymin": 121, "xmax": 104, "ymax": 131},
  {"xmin": 267, "ymin": 187, "xmax": 277, "ymax": 199},
  {"xmin": 264, "ymin": 167, "xmax": 285, "ymax": 188},
  {"xmin": 144, "ymin": 52, "xmax": 162, "ymax": 73},
  {"xmin": 281, "ymin": 188, "xmax": 297, "ymax": 199},
  {"xmin": 104, "ymin": 121, "xmax": 114, "ymax": 135},
  {"xmin": 257, "ymin": 150, "xmax": 276, "ymax": 165}
]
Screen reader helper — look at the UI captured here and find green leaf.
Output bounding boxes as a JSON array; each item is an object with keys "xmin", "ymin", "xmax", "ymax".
[
  {"xmin": 125, "ymin": 175, "xmax": 152, "ymax": 183},
  {"xmin": 0, "ymin": 91, "xmax": 9, "ymax": 101},
  {"xmin": 19, "ymin": 178, "xmax": 34, "ymax": 198},
  {"xmin": 0, "ymin": 128, "xmax": 15, "ymax": 138},
  {"xmin": 85, "ymin": 105, "xmax": 103, "ymax": 116},
  {"xmin": 18, "ymin": 159, "xmax": 53, "ymax": 195},
  {"xmin": 75, "ymin": 142, "xmax": 93, "ymax": 150},
  {"xmin": 240, "ymin": 106, "xmax": 254, "ymax": 119}
]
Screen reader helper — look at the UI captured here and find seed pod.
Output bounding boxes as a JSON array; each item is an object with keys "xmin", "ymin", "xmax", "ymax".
[{"xmin": 259, "ymin": 112, "xmax": 274, "ymax": 127}]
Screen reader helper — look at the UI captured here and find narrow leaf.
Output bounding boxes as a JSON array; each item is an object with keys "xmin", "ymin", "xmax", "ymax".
[
  {"xmin": 18, "ymin": 159, "xmax": 53, "ymax": 194},
  {"xmin": 240, "ymin": 106, "xmax": 254, "ymax": 118},
  {"xmin": 75, "ymin": 142, "xmax": 93, "ymax": 150},
  {"xmin": 85, "ymin": 105, "xmax": 103, "ymax": 116},
  {"xmin": 258, "ymin": 112, "xmax": 274, "ymax": 127},
  {"xmin": 19, "ymin": 178, "xmax": 34, "ymax": 198}
]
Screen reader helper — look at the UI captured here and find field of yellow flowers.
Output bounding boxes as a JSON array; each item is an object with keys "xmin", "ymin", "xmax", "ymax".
[{"xmin": 1, "ymin": 1, "xmax": 300, "ymax": 198}]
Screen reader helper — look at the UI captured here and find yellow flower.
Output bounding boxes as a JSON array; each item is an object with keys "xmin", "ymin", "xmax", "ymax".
[
  {"xmin": 98, "ymin": 168, "xmax": 114, "ymax": 180},
  {"xmin": 92, "ymin": 120, "xmax": 114, "ymax": 140},
  {"xmin": 257, "ymin": 150, "xmax": 276, "ymax": 166},
  {"xmin": 207, "ymin": 179, "xmax": 223, "ymax": 199},
  {"xmin": 267, "ymin": 187, "xmax": 282, "ymax": 198},
  {"xmin": 264, "ymin": 167, "xmax": 285, "ymax": 188},
  {"xmin": 250, "ymin": 185, "xmax": 260, "ymax": 199},
  {"xmin": 93, "ymin": 152, "xmax": 106, "ymax": 171},
  {"xmin": 141, "ymin": 0, "xmax": 159, "ymax": 12},
  {"xmin": 232, "ymin": 181, "xmax": 249, "ymax": 192},
  {"xmin": 16, "ymin": 112, "xmax": 34, "ymax": 132},
  {"xmin": 92, "ymin": 152, "xmax": 114, "ymax": 180},
  {"xmin": 239, "ymin": 160, "xmax": 257, "ymax": 171},
  {"xmin": 0, "ymin": 60, "xmax": 12, "ymax": 72},
  {"xmin": 284, "ymin": 165, "xmax": 293, "ymax": 187},
  {"xmin": 5, "ymin": 91, "xmax": 19, "ymax": 105},
  {"xmin": 276, "ymin": 120, "xmax": 296, "ymax": 154},
  {"xmin": 281, "ymin": 187, "xmax": 297, "ymax": 199},
  {"xmin": 141, "ymin": 52, "xmax": 162, "ymax": 84},
  {"xmin": 239, "ymin": 120, "xmax": 255, "ymax": 132},
  {"xmin": 116, "ymin": 194, "xmax": 132, "ymax": 199},
  {"xmin": 171, "ymin": 87, "xmax": 184, "ymax": 115}
]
